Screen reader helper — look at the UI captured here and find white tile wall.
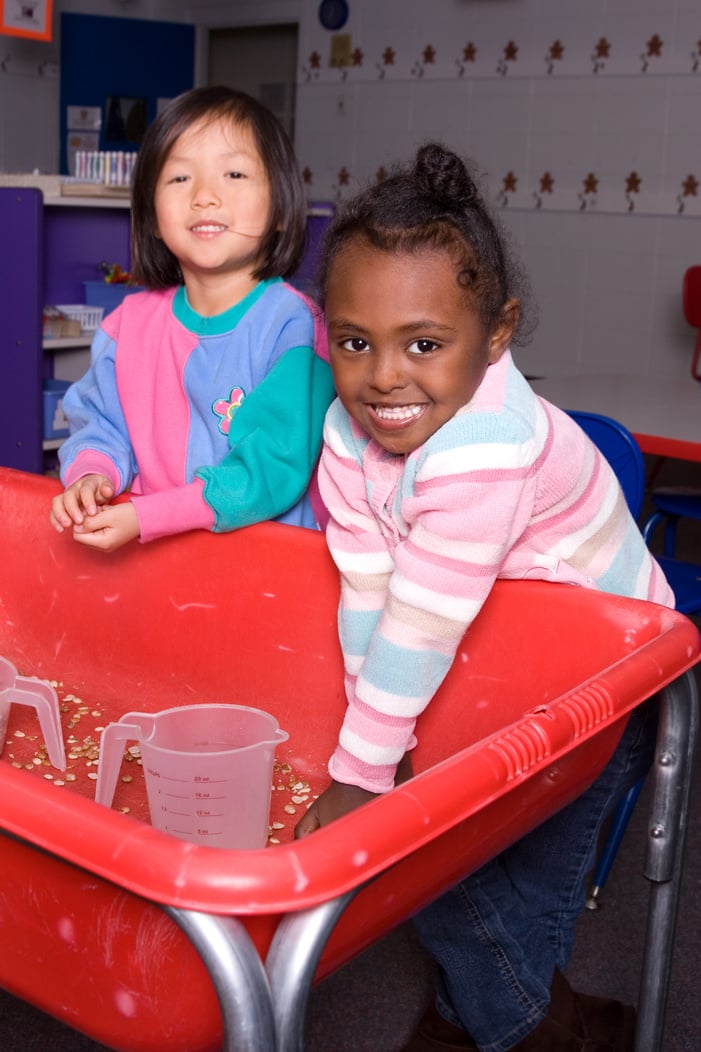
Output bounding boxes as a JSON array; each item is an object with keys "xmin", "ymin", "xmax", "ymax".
[{"xmin": 295, "ymin": 0, "xmax": 701, "ymax": 381}]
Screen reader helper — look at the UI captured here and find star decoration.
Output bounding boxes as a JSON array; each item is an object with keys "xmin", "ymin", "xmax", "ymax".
[
  {"xmin": 383, "ymin": 47, "xmax": 395, "ymax": 66},
  {"xmin": 463, "ymin": 42, "xmax": 477, "ymax": 62},
  {"xmin": 503, "ymin": 171, "xmax": 518, "ymax": 193},
  {"xmin": 338, "ymin": 167, "xmax": 350, "ymax": 187},
  {"xmin": 423, "ymin": 45, "xmax": 436, "ymax": 64},
  {"xmin": 583, "ymin": 173, "xmax": 598, "ymax": 195},
  {"xmin": 309, "ymin": 51, "xmax": 321, "ymax": 69},
  {"xmin": 594, "ymin": 38, "xmax": 610, "ymax": 59},
  {"xmin": 625, "ymin": 172, "xmax": 641, "ymax": 194},
  {"xmin": 504, "ymin": 41, "xmax": 518, "ymax": 62},
  {"xmin": 682, "ymin": 174, "xmax": 699, "ymax": 197},
  {"xmin": 540, "ymin": 172, "xmax": 555, "ymax": 194},
  {"xmin": 646, "ymin": 34, "xmax": 663, "ymax": 57},
  {"xmin": 548, "ymin": 40, "xmax": 564, "ymax": 62},
  {"xmin": 352, "ymin": 47, "xmax": 363, "ymax": 66},
  {"xmin": 302, "ymin": 167, "xmax": 313, "ymax": 185}
]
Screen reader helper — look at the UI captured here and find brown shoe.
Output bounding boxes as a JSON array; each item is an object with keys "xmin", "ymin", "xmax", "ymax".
[
  {"xmin": 400, "ymin": 973, "xmax": 634, "ymax": 1052},
  {"xmin": 552, "ymin": 971, "xmax": 635, "ymax": 1051},
  {"xmin": 400, "ymin": 1004, "xmax": 478, "ymax": 1051},
  {"xmin": 510, "ymin": 971, "xmax": 635, "ymax": 1051}
]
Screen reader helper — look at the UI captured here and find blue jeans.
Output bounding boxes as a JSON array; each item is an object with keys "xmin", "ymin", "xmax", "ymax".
[{"xmin": 411, "ymin": 698, "xmax": 658, "ymax": 1052}]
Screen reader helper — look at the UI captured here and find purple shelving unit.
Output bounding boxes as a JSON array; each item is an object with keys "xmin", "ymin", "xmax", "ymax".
[
  {"xmin": 0, "ymin": 188, "xmax": 132, "ymax": 473},
  {"xmin": 0, "ymin": 189, "xmax": 45, "ymax": 472}
]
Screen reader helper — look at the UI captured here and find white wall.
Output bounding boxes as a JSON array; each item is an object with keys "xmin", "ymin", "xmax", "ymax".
[
  {"xmin": 1, "ymin": 0, "xmax": 699, "ymax": 381},
  {"xmin": 294, "ymin": 0, "xmax": 701, "ymax": 381}
]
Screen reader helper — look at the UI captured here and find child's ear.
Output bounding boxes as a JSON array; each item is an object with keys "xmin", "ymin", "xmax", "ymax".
[{"xmin": 488, "ymin": 298, "xmax": 521, "ymax": 363}]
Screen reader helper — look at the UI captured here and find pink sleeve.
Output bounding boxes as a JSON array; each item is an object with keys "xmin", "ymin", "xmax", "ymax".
[
  {"xmin": 130, "ymin": 479, "xmax": 215, "ymax": 543},
  {"xmin": 63, "ymin": 451, "xmax": 122, "ymax": 491}
]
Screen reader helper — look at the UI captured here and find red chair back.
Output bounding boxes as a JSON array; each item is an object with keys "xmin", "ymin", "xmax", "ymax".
[{"xmin": 682, "ymin": 265, "xmax": 701, "ymax": 379}]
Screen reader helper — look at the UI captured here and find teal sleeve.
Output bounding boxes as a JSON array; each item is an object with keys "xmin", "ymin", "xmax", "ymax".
[{"xmin": 195, "ymin": 346, "xmax": 335, "ymax": 531}]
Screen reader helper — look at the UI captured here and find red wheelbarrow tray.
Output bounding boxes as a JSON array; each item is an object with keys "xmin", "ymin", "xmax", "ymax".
[{"xmin": 0, "ymin": 466, "xmax": 699, "ymax": 1052}]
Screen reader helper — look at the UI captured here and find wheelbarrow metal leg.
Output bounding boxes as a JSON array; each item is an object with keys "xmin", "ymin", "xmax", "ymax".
[
  {"xmin": 635, "ymin": 669, "xmax": 699, "ymax": 1052},
  {"xmin": 165, "ymin": 906, "xmax": 278, "ymax": 1052},
  {"xmin": 266, "ymin": 889, "xmax": 358, "ymax": 1052}
]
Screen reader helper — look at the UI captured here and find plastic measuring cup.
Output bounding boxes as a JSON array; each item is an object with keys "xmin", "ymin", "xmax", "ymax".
[
  {"xmin": 95, "ymin": 703, "xmax": 289, "ymax": 849},
  {"xmin": 0, "ymin": 657, "xmax": 66, "ymax": 771}
]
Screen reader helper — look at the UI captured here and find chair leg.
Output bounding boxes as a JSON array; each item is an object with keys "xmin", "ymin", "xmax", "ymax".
[
  {"xmin": 645, "ymin": 456, "xmax": 667, "ymax": 491},
  {"xmin": 635, "ymin": 669, "xmax": 699, "ymax": 1052},
  {"xmin": 692, "ymin": 332, "xmax": 701, "ymax": 381},
  {"xmin": 585, "ymin": 778, "xmax": 645, "ymax": 910},
  {"xmin": 662, "ymin": 515, "xmax": 679, "ymax": 558}
]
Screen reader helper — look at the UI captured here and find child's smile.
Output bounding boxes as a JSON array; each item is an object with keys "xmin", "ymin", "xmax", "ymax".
[{"xmin": 325, "ymin": 240, "xmax": 514, "ymax": 455}]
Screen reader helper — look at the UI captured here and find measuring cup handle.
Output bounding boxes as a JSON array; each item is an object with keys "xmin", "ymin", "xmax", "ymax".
[
  {"xmin": 6, "ymin": 682, "xmax": 66, "ymax": 771},
  {"xmin": 94, "ymin": 721, "xmax": 145, "ymax": 808}
]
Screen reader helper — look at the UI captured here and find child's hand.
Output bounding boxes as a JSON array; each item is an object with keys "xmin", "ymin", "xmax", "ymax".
[
  {"xmin": 294, "ymin": 780, "xmax": 378, "ymax": 838},
  {"xmin": 50, "ymin": 475, "xmax": 115, "ymax": 531},
  {"xmin": 71, "ymin": 502, "xmax": 140, "ymax": 553},
  {"xmin": 294, "ymin": 753, "xmax": 414, "ymax": 839}
]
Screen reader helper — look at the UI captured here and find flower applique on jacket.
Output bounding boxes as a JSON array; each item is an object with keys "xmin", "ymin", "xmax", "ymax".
[{"xmin": 213, "ymin": 386, "xmax": 246, "ymax": 435}]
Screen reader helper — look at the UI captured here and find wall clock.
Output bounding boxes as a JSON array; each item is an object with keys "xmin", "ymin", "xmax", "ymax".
[{"xmin": 319, "ymin": 0, "xmax": 349, "ymax": 32}]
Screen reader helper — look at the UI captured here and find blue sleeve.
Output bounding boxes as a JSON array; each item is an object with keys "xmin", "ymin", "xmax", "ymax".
[{"xmin": 58, "ymin": 327, "xmax": 137, "ymax": 491}]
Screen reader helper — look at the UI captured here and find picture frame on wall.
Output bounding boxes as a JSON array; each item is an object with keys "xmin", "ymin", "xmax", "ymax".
[{"xmin": 0, "ymin": 0, "xmax": 53, "ymax": 42}]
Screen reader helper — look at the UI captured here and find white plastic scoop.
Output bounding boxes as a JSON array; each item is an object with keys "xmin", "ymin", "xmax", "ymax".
[{"xmin": 0, "ymin": 657, "xmax": 66, "ymax": 771}]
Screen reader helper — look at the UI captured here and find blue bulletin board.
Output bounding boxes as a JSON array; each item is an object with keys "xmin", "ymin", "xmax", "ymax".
[{"xmin": 59, "ymin": 12, "xmax": 195, "ymax": 175}]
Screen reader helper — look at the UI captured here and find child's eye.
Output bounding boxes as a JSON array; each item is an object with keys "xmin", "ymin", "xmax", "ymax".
[
  {"xmin": 340, "ymin": 337, "xmax": 369, "ymax": 353},
  {"xmin": 408, "ymin": 338, "xmax": 439, "ymax": 355},
  {"xmin": 226, "ymin": 170, "xmax": 246, "ymax": 180}
]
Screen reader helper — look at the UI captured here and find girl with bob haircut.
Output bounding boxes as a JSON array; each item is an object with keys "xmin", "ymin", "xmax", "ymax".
[{"xmin": 51, "ymin": 86, "xmax": 334, "ymax": 552}]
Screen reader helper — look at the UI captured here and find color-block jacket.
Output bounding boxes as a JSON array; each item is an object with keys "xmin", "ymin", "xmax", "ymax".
[{"xmin": 60, "ymin": 280, "xmax": 335, "ymax": 541}]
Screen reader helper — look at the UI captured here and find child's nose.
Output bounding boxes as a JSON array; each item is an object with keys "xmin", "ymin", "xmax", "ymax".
[
  {"xmin": 369, "ymin": 350, "xmax": 405, "ymax": 392},
  {"xmin": 191, "ymin": 180, "xmax": 220, "ymax": 208}
]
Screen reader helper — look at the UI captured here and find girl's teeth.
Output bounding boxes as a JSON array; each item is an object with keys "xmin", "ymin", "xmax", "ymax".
[{"xmin": 374, "ymin": 405, "xmax": 422, "ymax": 421}]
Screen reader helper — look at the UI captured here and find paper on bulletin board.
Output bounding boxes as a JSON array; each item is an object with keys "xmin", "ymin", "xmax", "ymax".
[
  {"xmin": 67, "ymin": 106, "xmax": 102, "ymax": 132},
  {"xmin": 0, "ymin": 0, "xmax": 53, "ymax": 41},
  {"xmin": 66, "ymin": 131, "xmax": 99, "ymax": 179}
]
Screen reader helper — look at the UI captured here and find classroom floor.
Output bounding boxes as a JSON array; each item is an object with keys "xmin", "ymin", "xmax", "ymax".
[{"xmin": 1, "ymin": 455, "xmax": 699, "ymax": 1052}]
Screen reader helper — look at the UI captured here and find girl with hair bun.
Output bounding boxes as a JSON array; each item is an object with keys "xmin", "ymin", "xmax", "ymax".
[{"xmin": 295, "ymin": 143, "xmax": 671, "ymax": 1052}]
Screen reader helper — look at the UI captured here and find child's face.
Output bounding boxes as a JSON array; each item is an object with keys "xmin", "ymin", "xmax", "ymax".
[
  {"xmin": 154, "ymin": 115, "xmax": 271, "ymax": 291},
  {"xmin": 325, "ymin": 240, "xmax": 518, "ymax": 455}
]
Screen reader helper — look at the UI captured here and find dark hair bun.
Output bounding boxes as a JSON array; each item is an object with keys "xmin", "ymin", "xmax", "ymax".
[{"xmin": 414, "ymin": 142, "xmax": 479, "ymax": 209}]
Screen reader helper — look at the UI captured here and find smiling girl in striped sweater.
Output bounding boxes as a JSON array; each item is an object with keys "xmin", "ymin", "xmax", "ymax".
[{"xmin": 295, "ymin": 143, "xmax": 672, "ymax": 1052}]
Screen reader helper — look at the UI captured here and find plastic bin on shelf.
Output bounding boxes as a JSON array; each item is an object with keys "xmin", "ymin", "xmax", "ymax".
[
  {"xmin": 54, "ymin": 303, "xmax": 105, "ymax": 333},
  {"xmin": 41, "ymin": 378, "xmax": 70, "ymax": 439},
  {"xmin": 83, "ymin": 280, "xmax": 146, "ymax": 313},
  {"xmin": 0, "ymin": 465, "xmax": 698, "ymax": 1052}
]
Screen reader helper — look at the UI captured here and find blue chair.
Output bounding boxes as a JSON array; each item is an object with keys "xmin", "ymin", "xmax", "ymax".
[
  {"xmin": 564, "ymin": 411, "xmax": 655, "ymax": 909},
  {"xmin": 642, "ymin": 490, "xmax": 701, "ymax": 615}
]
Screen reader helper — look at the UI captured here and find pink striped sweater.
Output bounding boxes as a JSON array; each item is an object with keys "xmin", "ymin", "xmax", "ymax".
[{"xmin": 319, "ymin": 351, "xmax": 674, "ymax": 793}]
